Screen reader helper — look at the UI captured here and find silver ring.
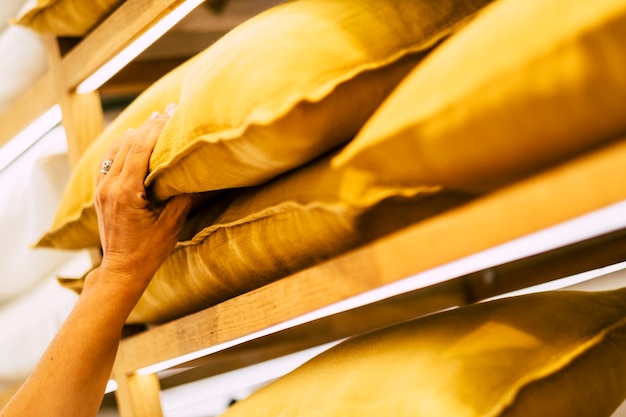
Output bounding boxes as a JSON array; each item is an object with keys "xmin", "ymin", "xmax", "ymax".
[{"xmin": 100, "ymin": 159, "xmax": 113, "ymax": 174}]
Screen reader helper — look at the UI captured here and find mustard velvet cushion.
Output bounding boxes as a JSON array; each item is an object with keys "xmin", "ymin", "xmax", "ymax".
[
  {"xmin": 125, "ymin": 152, "xmax": 470, "ymax": 323},
  {"xmin": 222, "ymin": 288, "xmax": 626, "ymax": 417},
  {"xmin": 333, "ymin": 0, "xmax": 626, "ymax": 192},
  {"xmin": 14, "ymin": 0, "xmax": 123, "ymax": 36},
  {"xmin": 35, "ymin": 0, "xmax": 493, "ymax": 250}
]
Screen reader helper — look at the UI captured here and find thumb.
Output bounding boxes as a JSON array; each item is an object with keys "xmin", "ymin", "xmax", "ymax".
[{"xmin": 159, "ymin": 193, "xmax": 194, "ymax": 231}]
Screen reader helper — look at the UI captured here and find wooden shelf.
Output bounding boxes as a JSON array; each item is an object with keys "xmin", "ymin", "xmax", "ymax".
[
  {"xmin": 0, "ymin": 0, "xmax": 203, "ymax": 151},
  {"xmin": 115, "ymin": 138, "xmax": 626, "ymax": 377}
]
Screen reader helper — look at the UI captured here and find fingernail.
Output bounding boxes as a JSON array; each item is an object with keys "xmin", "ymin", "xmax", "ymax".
[
  {"xmin": 149, "ymin": 111, "xmax": 160, "ymax": 120},
  {"xmin": 164, "ymin": 102, "xmax": 178, "ymax": 116}
]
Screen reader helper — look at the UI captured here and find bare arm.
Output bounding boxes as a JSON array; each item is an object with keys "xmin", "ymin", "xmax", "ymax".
[{"xmin": 1, "ymin": 104, "xmax": 192, "ymax": 417}]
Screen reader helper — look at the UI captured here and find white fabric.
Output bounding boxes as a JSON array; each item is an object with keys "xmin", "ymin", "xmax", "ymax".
[
  {"xmin": 0, "ymin": 251, "xmax": 91, "ymax": 390},
  {"xmin": 0, "ymin": 0, "xmax": 46, "ymax": 115},
  {"xmin": 0, "ymin": 125, "xmax": 75, "ymax": 302}
]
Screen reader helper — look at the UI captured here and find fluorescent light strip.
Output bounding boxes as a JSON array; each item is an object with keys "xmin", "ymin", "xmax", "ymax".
[
  {"xmin": 0, "ymin": 105, "xmax": 62, "ymax": 172},
  {"xmin": 76, "ymin": 0, "xmax": 205, "ymax": 94},
  {"xmin": 486, "ymin": 259, "xmax": 626, "ymax": 301},
  {"xmin": 160, "ymin": 342, "xmax": 339, "ymax": 415},
  {"xmin": 137, "ymin": 199, "xmax": 626, "ymax": 375}
]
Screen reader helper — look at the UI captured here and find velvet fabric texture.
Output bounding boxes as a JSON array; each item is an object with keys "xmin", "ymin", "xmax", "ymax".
[
  {"xmin": 36, "ymin": 0, "xmax": 493, "ymax": 250},
  {"xmin": 14, "ymin": 0, "xmax": 123, "ymax": 36},
  {"xmin": 222, "ymin": 288, "xmax": 626, "ymax": 417},
  {"xmin": 333, "ymin": 0, "xmax": 626, "ymax": 192}
]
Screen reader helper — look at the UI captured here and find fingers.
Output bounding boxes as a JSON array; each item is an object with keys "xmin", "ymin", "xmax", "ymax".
[
  {"xmin": 93, "ymin": 103, "xmax": 190, "ymax": 286},
  {"xmin": 97, "ymin": 130, "xmax": 125, "ymax": 185},
  {"xmin": 98, "ymin": 103, "xmax": 177, "ymax": 188},
  {"xmin": 118, "ymin": 112, "xmax": 169, "ymax": 184}
]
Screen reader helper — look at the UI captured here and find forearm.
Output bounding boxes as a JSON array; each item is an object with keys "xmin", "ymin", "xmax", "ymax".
[
  {"xmin": 0, "ymin": 268, "xmax": 141, "ymax": 417},
  {"xmin": 1, "ymin": 105, "xmax": 191, "ymax": 417}
]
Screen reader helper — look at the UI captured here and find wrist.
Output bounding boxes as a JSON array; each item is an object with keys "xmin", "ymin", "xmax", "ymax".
[{"xmin": 82, "ymin": 267, "xmax": 147, "ymax": 320}]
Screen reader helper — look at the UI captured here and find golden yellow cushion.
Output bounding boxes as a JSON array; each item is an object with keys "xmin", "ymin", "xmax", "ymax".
[
  {"xmin": 144, "ymin": 0, "xmax": 494, "ymax": 201},
  {"xmin": 222, "ymin": 288, "xmax": 626, "ymax": 417},
  {"xmin": 333, "ymin": 0, "xmax": 626, "ymax": 192},
  {"xmin": 36, "ymin": 0, "xmax": 493, "ymax": 250},
  {"xmin": 125, "ymin": 152, "xmax": 470, "ymax": 323},
  {"xmin": 15, "ymin": 0, "xmax": 123, "ymax": 36},
  {"xmin": 36, "ymin": 55, "xmax": 200, "ymax": 249}
]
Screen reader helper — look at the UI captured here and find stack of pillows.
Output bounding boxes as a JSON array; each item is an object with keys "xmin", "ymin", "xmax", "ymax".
[
  {"xmin": 20, "ymin": 0, "xmax": 626, "ymax": 320},
  {"xmin": 29, "ymin": 0, "xmax": 494, "ymax": 322},
  {"xmin": 21, "ymin": 0, "xmax": 626, "ymax": 323}
]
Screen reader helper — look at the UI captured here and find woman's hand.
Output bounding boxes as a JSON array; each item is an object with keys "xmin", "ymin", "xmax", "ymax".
[
  {"xmin": 0, "ymin": 104, "xmax": 194, "ymax": 417},
  {"xmin": 91, "ymin": 103, "xmax": 193, "ymax": 299}
]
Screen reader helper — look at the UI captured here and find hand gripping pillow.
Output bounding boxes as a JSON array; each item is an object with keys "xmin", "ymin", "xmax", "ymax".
[
  {"xmin": 35, "ymin": 0, "xmax": 494, "ymax": 250},
  {"xmin": 222, "ymin": 288, "xmax": 626, "ymax": 417},
  {"xmin": 57, "ymin": 150, "xmax": 472, "ymax": 323},
  {"xmin": 36, "ymin": 55, "xmax": 199, "ymax": 249},
  {"xmin": 333, "ymin": 0, "xmax": 626, "ymax": 192}
]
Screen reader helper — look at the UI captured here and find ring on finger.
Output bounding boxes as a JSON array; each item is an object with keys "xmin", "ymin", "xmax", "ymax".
[{"xmin": 101, "ymin": 159, "xmax": 113, "ymax": 175}]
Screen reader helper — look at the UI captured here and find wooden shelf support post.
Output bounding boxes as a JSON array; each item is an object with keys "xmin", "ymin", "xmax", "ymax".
[
  {"xmin": 113, "ymin": 350, "xmax": 164, "ymax": 417},
  {"xmin": 44, "ymin": 35, "xmax": 104, "ymax": 168}
]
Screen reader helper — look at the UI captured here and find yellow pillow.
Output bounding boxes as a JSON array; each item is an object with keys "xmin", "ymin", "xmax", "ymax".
[
  {"xmin": 125, "ymin": 152, "xmax": 470, "ymax": 323},
  {"xmin": 36, "ymin": 55, "xmax": 200, "ymax": 249},
  {"xmin": 222, "ymin": 288, "xmax": 626, "ymax": 417},
  {"xmin": 15, "ymin": 0, "xmax": 124, "ymax": 36},
  {"xmin": 36, "ymin": 0, "xmax": 494, "ymax": 250},
  {"xmin": 145, "ymin": 0, "xmax": 494, "ymax": 200},
  {"xmin": 333, "ymin": 0, "xmax": 626, "ymax": 192}
]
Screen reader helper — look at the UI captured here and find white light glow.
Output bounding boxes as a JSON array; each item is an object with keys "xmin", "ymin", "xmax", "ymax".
[
  {"xmin": 160, "ymin": 343, "xmax": 339, "ymax": 417},
  {"xmin": 137, "ymin": 199, "xmax": 626, "ymax": 375},
  {"xmin": 105, "ymin": 379, "xmax": 118, "ymax": 394},
  {"xmin": 487, "ymin": 260, "xmax": 626, "ymax": 300},
  {"xmin": 0, "ymin": 105, "xmax": 62, "ymax": 172},
  {"xmin": 76, "ymin": 0, "xmax": 205, "ymax": 94}
]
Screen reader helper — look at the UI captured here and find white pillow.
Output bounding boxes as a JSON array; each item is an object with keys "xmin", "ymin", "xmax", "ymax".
[
  {"xmin": 0, "ymin": 126, "xmax": 75, "ymax": 302},
  {"xmin": 0, "ymin": 0, "xmax": 46, "ymax": 115},
  {"xmin": 0, "ymin": 252, "xmax": 89, "ymax": 388}
]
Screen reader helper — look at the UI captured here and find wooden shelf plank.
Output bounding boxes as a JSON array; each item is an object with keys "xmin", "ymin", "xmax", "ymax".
[
  {"xmin": 158, "ymin": 278, "xmax": 470, "ymax": 388},
  {"xmin": 157, "ymin": 226, "xmax": 626, "ymax": 389},
  {"xmin": 62, "ymin": 0, "xmax": 199, "ymax": 91},
  {"xmin": 116, "ymin": 138, "xmax": 626, "ymax": 375},
  {"xmin": 0, "ymin": 0, "xmax": 189, "ymax": 149},
  {"xmin": 0, "ymin": 72, "xmax": 56, "ymax": 149}
]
